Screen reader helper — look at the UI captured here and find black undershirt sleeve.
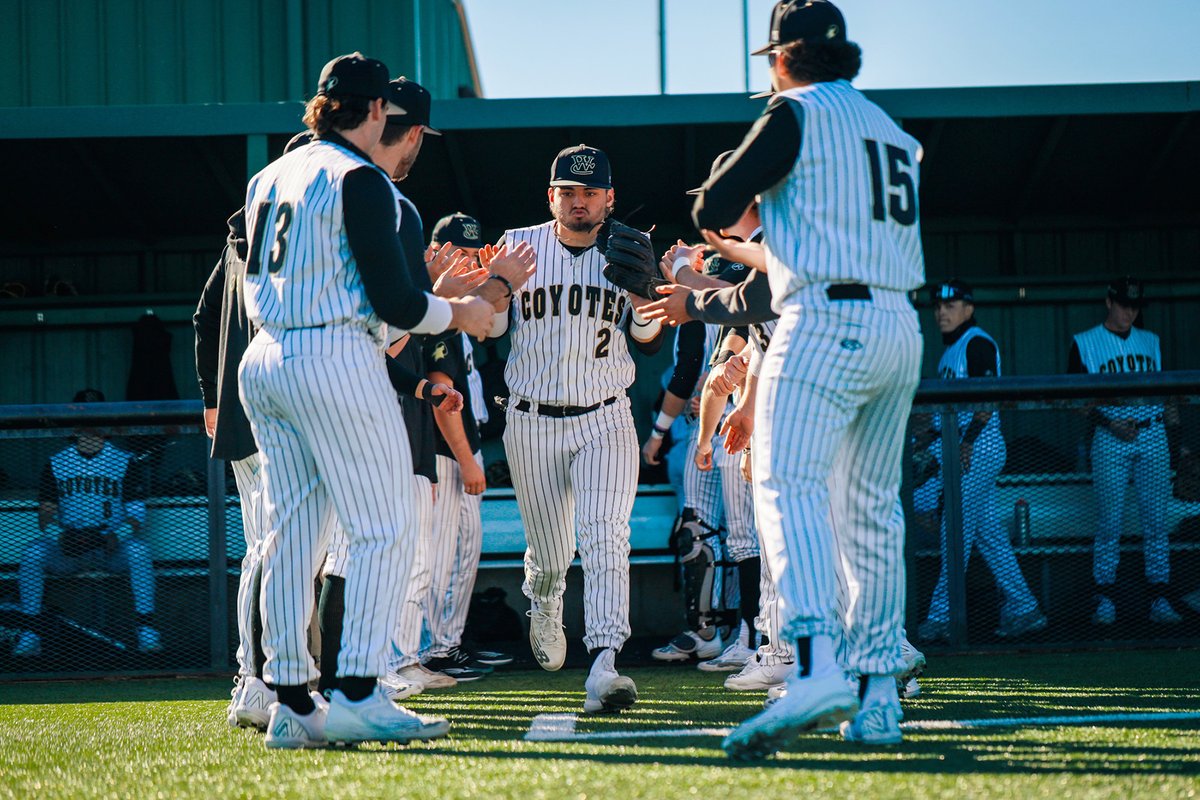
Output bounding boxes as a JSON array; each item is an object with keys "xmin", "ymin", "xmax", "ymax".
[
  {"xmin": 964, "ymin": 337, "xmax": 999, "ymax": 378},
  {"xmin": 666, "ymin": 321, "xmax": 707, "ymax": 398},
  {"xmin": 342, "ymin": 166, "xmax": 431, "ymax": 331},
  {"xmin": 685, "ymin": 268, "xmax": 778, "ymax": 326},
  {"xmin": 385, "ymin": 354, "xmax": 421, "ymax": 397},
  {"xmin": 692, "ymin": 98, "xmax": 801, "ymax": 232},
  {"xmin": 1067, "ymin": 341, "xmax": 1087, "ymax": 374}
]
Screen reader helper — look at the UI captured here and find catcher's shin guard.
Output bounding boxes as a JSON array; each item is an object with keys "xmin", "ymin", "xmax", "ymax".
[{"xmin": 673, "ymin": 508, "xmax": 724, "ymax": 632}]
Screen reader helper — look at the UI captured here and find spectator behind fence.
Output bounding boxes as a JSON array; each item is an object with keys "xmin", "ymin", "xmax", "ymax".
[
  {"xmin": 1068, "ymin": 276, "xmax": 1183, "ymax": 626},
  {"xmin": 13, "ymin": 388, "xmax": 161, "ymax": 657},
  {"xmin": 917, "ymin": 281, "xmax": 1047, "ymax": 644}
]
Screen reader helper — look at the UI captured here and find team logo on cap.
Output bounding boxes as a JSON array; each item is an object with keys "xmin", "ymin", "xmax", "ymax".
[
  {"xmin": 1127, "ymin": 283, "xmax": 1141, "ymax": 299},
  {"xmin": 825, "ymin": 24, "xmax": 839, "ymax": 39},
  {"xmin": 462, "ymin": 223, "xmax": 480, "ymax": 240},
  {"xmin": 570, "ymin": 155, "xmax": 596, "ymax": 176},
  {"xmin": 325, "ymin": 76, "xmax": 339, "ymax": 90}
]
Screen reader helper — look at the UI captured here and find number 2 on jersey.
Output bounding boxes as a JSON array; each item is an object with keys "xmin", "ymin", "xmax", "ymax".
[
  {"xmin": 864, "ymin": 139, "xmax": 917, "ymax": 226},
  {"xmin": 594, "ymin": 328, "xmax": 612, "ymax": 359},
  {"xmin": 246, "ymin": 200, "xmax": 295, "ymax": 275}
]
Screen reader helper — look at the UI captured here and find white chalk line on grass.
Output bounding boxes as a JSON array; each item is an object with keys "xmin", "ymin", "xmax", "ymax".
[{"xmin": 523, "ymin": 711, "xmax": 1200, "ymax": 742}]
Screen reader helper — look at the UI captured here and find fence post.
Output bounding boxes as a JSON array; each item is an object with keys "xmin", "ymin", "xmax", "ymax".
[
  {"xmin": 206, "ymin": 455, "xmax": 229, "ymax": 670},
  {"xmin": 940, "ymin": 408, "xmax": 967, "ymax": 646}
]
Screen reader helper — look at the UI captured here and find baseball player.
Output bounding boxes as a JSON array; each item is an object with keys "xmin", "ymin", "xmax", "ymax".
[
  {"xmin": 1068, "ymin": 276, "xmax": 1182, "ymax": 626},
  {"xmin": 500, "ymin": 144, "xmax": 665, "ymax": 714},
  {"xmin": 194, "ymin": 206, "xmax": 276, "ymax": 727},
  {"xmin": 694, "ymin": 1, "xmax": 925, "ymax": 755},
  {"xmin": 13, "ymin": 389, "xmax": 160, "ymax": 658},
  {"xmin": 238, "ymin": 53, "xmax": 505, "ymax": 748},
  {"xmin": 422, "ymin": 214, "xmax": 515, "ymax": 677},
  {"xmin": 917, "ymin": 280, "xmax": 1046, "ymax": 642}
]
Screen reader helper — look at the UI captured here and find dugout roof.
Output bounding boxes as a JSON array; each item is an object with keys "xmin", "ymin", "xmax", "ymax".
[{"xmin": 2, "ymin": 81, "xmax": 1198, "ymax": 251}]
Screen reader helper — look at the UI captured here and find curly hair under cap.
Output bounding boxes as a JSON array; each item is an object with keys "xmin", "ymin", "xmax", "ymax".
[
  {"xmin": 777, "ymin": 38, "xmax": 862, "ymax": 83},
  {"xmin": 302, "ymin": 94, "xmax": 374, "ymax": 135}
]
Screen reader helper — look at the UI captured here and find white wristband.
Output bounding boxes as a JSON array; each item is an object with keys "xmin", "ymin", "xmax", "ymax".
[
  {"xmin": 654, "ymin": 410, "xmax": 677, "ymax": 434},
  {"xmin": 671, "ymin": 256, "xmax": 693, "ymax": 281}
]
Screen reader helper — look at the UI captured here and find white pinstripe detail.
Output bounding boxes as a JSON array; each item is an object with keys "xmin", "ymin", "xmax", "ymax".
[
  {"xmin": 231, "ymin": 454, "xmax": 265, "ymax": 677},
  {"xmin": 240, "ymin": 326, "xmax": 416, "ymax": 685},
  {"xmin": 425, "ymin": 452, "xmax": 485, "ymax": 657}
]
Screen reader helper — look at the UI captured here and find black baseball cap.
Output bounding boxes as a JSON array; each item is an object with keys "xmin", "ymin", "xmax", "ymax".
[
  {"xmin": 386, "ymin": 77, "xmax": 441, "ymax": 135},
  {"xmin": 930, "ymin": 279, "xmax": 974, "ymax": 304},
  {"xmin": 687, "ymin": 150, "xmax": 737, "ymax": 195},
  {"xmin": 432, "ymin": 213, "xmax": 483, "ymax": 249},
  {"xmin": 549, "ymin": 144, "xmax": 612, "ymax": 189},
  {"xmin": 1108, "ymin": 276, "xmax": 1146, "ymax": 308},
  {"xmin": 316, "ymin": 52, "xmax": 394, "ymax": 104},
  {"xmin": 73, "ymin": 388, "xmax": 105, "ymax": 403},
  {"xmin": 752, "ymin": 0, "xmax": 847, "ymax": 55},
  {"xmin": 703, "ymin": 254, "xmax": 752, "ymax": 284}
]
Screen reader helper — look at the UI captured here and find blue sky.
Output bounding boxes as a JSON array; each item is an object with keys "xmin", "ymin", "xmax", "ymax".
[{"xmin": 463, "ymin": 0, "xmax": 1200, "ymax": 98}]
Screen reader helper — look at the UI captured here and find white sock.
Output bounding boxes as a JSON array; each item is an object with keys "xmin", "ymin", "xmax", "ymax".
[{"xmin": 862, "ymin": 674, "xmax": 899, "ymax": 707}]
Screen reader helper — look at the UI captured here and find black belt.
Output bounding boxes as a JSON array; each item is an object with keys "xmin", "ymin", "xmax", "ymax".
[
  {"xmin": 826, "ymin": 283, "xmax": 872, "ymax": 301},
  {"xmin": 514, "ymin": 396, "xmax": 617, "ymax": 418},
  {"xmin": 1133, "ymin": 414, "xmax": 1165, "ymax": 429}
]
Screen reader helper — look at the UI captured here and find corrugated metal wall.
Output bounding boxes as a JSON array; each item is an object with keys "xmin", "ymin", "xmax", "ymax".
[{"xmin": 0, "ymin": 0, "xmax": 477, "ymax": 107}]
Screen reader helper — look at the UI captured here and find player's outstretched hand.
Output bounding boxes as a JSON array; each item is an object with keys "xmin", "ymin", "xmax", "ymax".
[
  {"xmin": 709, "ymin": 354, "xmax": 748, "ymax": 397},
  {"xmin": 488, "ymin": 242, "xmax": 538, "ymax": 292},
  {"xmin": 478, "ymin": 243, "xmax": 499, "ymax": 270},
  {"xmin": 434, "ymin": 260, "xmax": 491, "ymax": 298},
  {"xmin": 642, "ymin": 435, "xmax": 664, "ymax": 465},
  {"xmin": 426, "ymin": 242, "xmax": 465, "ymax": 283},
  {"xmin": 720, "ymin": 407, "xmax": 753, "ymax": 454},
  {"xmin": 700, "ymin": 229, "xmax": 766, "ymax": 272},
  {"xmin": 638, "ymin": 284, "xmax": 694, "ymax": 326},
  {"xmin": 427, "ymin": 383, "xmax": 464, "ymax": 414},
  {"xmin": 448, "ymin": 296, "xmax": 496, "ymax": 340},
  {"xmin": 461, "ymin": 458, "xmax": 487, "ymax": 495},
  {"xmin": 695, "ymin": 440, "xmax": 714, "ymax": 472},
  {"xmin": 659, "ymin": 240, "xmax": 706, "ymax": 282}
]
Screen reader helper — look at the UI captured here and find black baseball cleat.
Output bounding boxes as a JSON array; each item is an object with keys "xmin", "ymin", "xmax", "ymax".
[{"xmin": 465, "ymin": 645, "xmax": 514, "ymax": 667}]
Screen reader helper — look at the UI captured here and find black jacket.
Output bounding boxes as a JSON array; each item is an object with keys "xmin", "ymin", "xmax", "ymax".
[{"xmin": 194, "ymin": 209, "xmax": 258, "ymax": 462}]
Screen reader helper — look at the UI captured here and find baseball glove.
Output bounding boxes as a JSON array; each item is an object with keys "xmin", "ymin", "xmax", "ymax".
[{"xmin": 599, "ymin": 220, "xmax": 669, "ymax": 300}]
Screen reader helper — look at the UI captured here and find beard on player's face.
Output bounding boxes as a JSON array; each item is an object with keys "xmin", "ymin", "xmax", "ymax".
[{"xmin": 550, "ymin": 188, "xmax": 613, "ymax": 232}]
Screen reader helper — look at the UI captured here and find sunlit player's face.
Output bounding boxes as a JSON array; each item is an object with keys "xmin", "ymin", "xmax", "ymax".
[{"xmin": 548, "ymin": 186, "xmax": 613, "ymax": 233}]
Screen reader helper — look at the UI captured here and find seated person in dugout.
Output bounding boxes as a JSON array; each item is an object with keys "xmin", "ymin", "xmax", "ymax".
[{"xmin": 12, "ymin": 389, "xmax": 161, "ymax": 657}]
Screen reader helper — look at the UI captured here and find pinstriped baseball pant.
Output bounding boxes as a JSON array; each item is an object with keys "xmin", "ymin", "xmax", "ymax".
[
  {"xmin": 754, "ymin": 292, "xmax": 921, "ymax": 677},
  {"xmin": 231, "ymin": 454, "xmax": 265, "ymax": 677},
  {"xmin": 425, "ymin": 452, "xmax": 485, "ymax": 659},
  {"xmin": 504, "ymin": 396, "xmax": 638, "ymax": 652},
  {"xmin": 240, "ymin": 326, "xmax": 416, "ymax": 686}
]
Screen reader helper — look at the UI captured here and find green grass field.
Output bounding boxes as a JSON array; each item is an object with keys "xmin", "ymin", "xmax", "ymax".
[{"xmin": 1, "ymin": 649, "xmax": 1197, "ymax": 800}]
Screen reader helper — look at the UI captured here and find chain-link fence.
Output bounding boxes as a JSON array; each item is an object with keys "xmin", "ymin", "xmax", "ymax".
[
  {"xmin": 0, "ymin": 400, "xmax": 237, "ymax": 677},
  {"xmin": 905, "ymin": 371, "xmax": 1200, "ymax": 651},
  {"xmin": 2, "ymin": 375, "xmax": 1198, "ymax": 678}
]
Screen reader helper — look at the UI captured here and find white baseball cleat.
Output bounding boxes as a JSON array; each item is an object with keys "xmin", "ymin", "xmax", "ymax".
[
  {"xmin": 651, "ymin": 630, "xmax": 723, "ymax": 662},
  {"xmin": 840, "ymin": 701, "xmax": 903, "ymax": 745},
  {"xmin": 763, "ymin": 684, "xmax": 787, "ymax": 708},
  {"xmin": 380, "ymin": 670, "xmax": 424, "ymax": 701},
  {"xmin": 528, "ymin": 599, "xmax": 567, "ymax": 672},
  {"xmin": 12, "ymin": 631, "xmax": 41, "ymax": 658},
  {"xmin": 264, "ymin": 700, "xmax": 327, "ymax": 749},
  {"xmin": 724, "ymin": 658, "xmax": 794, "ymax": 691},
  {"xmin": 233, "ymin": 676, "xmax": 278, "ymax": 730},
  {"xmin": 699, "ymin": 641, "xmax": 757, "ymax": 672},
  {"xmin": 226, "ymin": 677, "xmax": 244, "ymax": 728},
  {"xmin": 899, "ymin": 677, "xmax": 922, "ymax": 699},
  {"xmin": 722, "ymin": 672, "xmax": 858, "ymax": 760},
  {"xmin": 583, "ymin": 649, "xmax": 638, "ymax": 714},
  {"xmin": 324, "ymin": 686, "xmax": 450, "ymax": 746},
  {"xmin": 896, "ymin": 637, "xmax": 926, "ymax": 699}
]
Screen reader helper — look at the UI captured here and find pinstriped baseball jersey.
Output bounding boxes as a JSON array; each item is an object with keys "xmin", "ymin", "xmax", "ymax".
[
  {"xmin": 45, "ymin": 443, "xmax": 144, "ymax": 529},
  {"xmin": 503, "ymin": 221, "xmax": 633, "ymax": 405},
  {"xmin": 937, "ymin": 325, "xmax": 1002, "ymax": 439},
  {"xmin": 1073, "ymin": 324, "xmax": 1163, "ymax": 422},
  {"xmin": 243, "ymin": 140, "xmax": 396, "ymax": 337},
  {"xmin": 759, "ymin": 80, "xmax": 924, "ymax": 311}
]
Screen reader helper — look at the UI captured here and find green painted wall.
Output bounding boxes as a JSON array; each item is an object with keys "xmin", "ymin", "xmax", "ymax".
[{"xmin": 0, "ymin": 0, "xmax": 478, "ymax": 107}]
